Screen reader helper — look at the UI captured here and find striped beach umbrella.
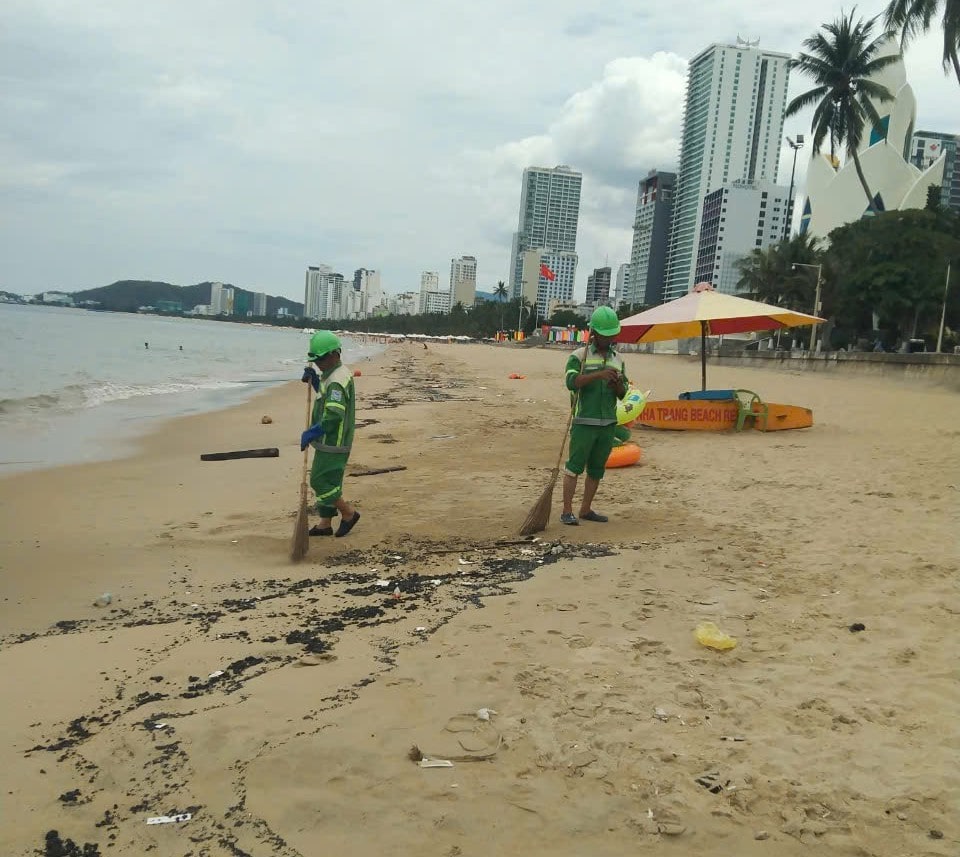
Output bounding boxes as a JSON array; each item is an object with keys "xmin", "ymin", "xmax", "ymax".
[{"xmin": 616, "ymin": 283, "xmax": 824, "ymax": 390}]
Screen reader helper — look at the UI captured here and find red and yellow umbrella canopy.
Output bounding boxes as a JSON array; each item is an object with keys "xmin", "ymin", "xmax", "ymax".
[{"xmin": 617, "ymin": 287, "xmax": 824, "ymax": 344}]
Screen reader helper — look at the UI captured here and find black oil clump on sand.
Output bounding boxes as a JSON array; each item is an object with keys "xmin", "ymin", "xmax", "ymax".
[{"xmin": 41, "ymin": 830, "xmax": 100, "ymax": 857}]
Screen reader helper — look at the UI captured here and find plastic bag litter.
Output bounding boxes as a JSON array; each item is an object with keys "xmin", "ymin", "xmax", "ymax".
[
  {"xmin": 694, "ymin": 622, "xmax": 737, "ymax": 651},
  {"xmin": 147, "ymin": 813, "xmax": 192, "ymax": 824}
]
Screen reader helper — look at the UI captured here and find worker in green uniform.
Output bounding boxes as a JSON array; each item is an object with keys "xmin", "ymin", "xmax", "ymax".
[
  {"xmin": 300, "ymin": 331, "xmax": 361, "ymax": 538},
  {"xmin": 560, "ymin": 306, "xmax": 629, "ymax": 526}
]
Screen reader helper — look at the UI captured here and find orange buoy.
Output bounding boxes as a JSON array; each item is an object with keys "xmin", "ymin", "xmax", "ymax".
[
  {"xmin": 606, "ymin": 442, "xmax": 642, "ymax": 468},
  {"xmin": 353, "ymin": 369, "xmax": 362, "ymax": 377}
]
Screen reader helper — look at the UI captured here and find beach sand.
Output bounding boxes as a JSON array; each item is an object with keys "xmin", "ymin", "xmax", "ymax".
[{"xmin": 1, "ymin": 342, "xmax": 957, "ymax": 856}]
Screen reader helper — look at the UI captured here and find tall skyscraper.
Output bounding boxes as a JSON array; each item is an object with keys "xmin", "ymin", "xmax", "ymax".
[
  {"xmin": 353, "ymin": 268, "xmax": 383, "ymax": 317},
  {"xmin": 614, "ymin": 263, "xmax": 630, "ymax": 309},
  {"xmin": 585, "ymin": 267, "xmax": 612, "ymax": 306},
  {"xmin": 252, "ymin": 292, "xmax": 268, "ymax": 316},
  {"xmin": 304, "ymin": 265, "xmax": 332, "ymax": 319},
  {"xmin": 664, "ymin": 40, "xmax": 791, "ymax": 300},
  {"xmin": 911, "ymin": 130, "xmax": 959, "ymax": 213},
  {"xmin": 628, "ymin": 170, "xmax": 676, "ymax": 306},
  {"xmin": 449, "ymin": 255, "xmax": 477, "ymax": 307},
  {"xmin": 508, "ymin": 165, "xmax": 582, "ymax": 298}
]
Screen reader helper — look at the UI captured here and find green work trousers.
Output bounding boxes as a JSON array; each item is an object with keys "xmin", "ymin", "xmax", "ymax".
[
  {"xmin": 564, "ymin": 423, "xmax": 616, "ymax": 481},
  {"xmin": 310, "ymin": 450, "xmax": 349, "ymax": 517}
]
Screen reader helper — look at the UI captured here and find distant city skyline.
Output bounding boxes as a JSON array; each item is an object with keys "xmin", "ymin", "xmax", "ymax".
[{"xmin": 2, "ymin": 5, "xmax": 954, "ymax": 304}]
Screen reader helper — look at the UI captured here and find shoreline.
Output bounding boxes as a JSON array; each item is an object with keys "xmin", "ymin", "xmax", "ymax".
[
  {"xmin": 0, "ymin": 336, "xmax": 385, "ymax": 478},
  {"xmin": 1, "ymin": 342, "xmax": 957, "ymax": 856}
]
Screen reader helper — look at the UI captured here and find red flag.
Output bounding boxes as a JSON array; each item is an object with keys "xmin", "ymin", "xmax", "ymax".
[{"xmin": 540, "ymin": 262, "xmax": 556, "ymax": 281}]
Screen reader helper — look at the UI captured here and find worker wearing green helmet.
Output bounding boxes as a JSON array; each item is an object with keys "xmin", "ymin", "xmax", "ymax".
[
  {"xmin": 299, "ymin": 331, "xmax": 360, "ymax": 537},
  {"xmin": 560, "ymin": 305, "xmax": 629, "ymax": 526}
]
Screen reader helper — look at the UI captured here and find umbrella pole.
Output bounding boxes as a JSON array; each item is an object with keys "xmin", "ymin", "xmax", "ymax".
[{"xmin": 700, "ymin": 321, "xmax": 707, "ymax": 391}]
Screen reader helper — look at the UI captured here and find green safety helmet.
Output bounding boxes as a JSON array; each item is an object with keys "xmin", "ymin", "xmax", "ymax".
[
  {"xmin": 307, "ymin": 330, "xmax": 341, "ymax": 360},
  {"xmin": 589, "ymin": 305, "xmax": 621, "ymax": 337}
]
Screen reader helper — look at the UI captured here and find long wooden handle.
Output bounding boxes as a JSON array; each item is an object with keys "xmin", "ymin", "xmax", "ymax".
[{"xmin": 301, "ymin": 383, "xmax": 313, "ymax": 490}]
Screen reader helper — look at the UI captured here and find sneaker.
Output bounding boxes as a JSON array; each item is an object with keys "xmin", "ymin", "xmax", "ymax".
[{"xmin": 560, "ymin": 512, "xmax": 579, "ymax": 526}]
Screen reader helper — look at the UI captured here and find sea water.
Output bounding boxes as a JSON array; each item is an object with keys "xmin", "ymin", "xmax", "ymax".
[{"xmin": 0, "ymin": 304, "xmax": 380, "ymax": 473}]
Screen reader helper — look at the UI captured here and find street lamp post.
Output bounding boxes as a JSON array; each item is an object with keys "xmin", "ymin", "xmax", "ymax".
[
  {"xmin": 792, "ymin": 262, "xmax": 823, "ymax": 351},
  {"xmin": 784, "ymin": 134, "xmax": 805, "ymax": 242}
]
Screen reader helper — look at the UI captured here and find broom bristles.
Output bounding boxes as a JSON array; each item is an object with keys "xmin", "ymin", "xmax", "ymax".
[
  {"xmin": 290, "ymin": 486, "xmax": 310, "ymax": 562},
  {"xmin": 519, "ymin": 467, "xmax": 560, "ymax": 536}
]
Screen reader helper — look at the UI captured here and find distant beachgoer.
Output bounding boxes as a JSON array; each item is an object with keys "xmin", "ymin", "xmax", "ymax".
[
  {"xmin": 179, "ymin": 345, "xmax": 183, "ymax": 351},
  {"xmin": 300, "ymin": 331, "xmax": 360, "ymax": 538},
  {"xmin": 144, "ymin": 342, "xmax": 149, "ymax": 349},
  {"xmin": 560, "ymin": 306, "xmax": 629, "ymax": 526}
]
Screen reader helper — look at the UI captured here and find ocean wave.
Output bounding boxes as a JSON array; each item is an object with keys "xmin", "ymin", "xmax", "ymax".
[{"xmin": 0, "ymin": 379, "xmax": 246, "ymax": 418}]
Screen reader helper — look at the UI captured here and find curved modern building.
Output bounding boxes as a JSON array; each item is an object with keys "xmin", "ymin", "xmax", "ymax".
[{"xmin": 801, "ymin": 40, "xmax": 945, "ymax": 238}]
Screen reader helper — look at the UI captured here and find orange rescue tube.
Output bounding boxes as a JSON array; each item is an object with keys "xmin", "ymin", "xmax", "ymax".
[{"xmin": 606, "ymin": 442, "xmax": 642, "ymax": 468}]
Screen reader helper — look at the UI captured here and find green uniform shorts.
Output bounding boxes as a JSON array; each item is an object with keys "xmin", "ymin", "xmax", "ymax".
[
  {"xmin": 564, "ymin": 423, "xmax": 616, "ymax": 481},
  {"xmin": 310, "ymin": 450, "xmax": 349, "ymax": 517}
]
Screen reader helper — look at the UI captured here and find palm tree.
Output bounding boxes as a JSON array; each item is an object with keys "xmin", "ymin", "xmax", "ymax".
[
  {"xmin": 493, "ymin": 280, "xmax": 508, "ymax": 331},
  {"xmin": 885, "ymin": 0, "xmax": 960, "ymax": 84},
  {"xmin": 786, "ymin": 13, "xmax": 899, "ymax": 214}
]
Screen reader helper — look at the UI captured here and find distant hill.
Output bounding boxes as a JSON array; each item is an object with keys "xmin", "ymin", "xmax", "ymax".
[{"xmin": 69, "ymin": 280, "xmax": 303, "ymax": 316}]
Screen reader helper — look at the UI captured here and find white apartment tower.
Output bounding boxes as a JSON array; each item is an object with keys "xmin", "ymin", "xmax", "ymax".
[
  {"xmin": 508, "ymin": 165, "xmax": 582, "ymax": 298},
  {"xmin": 449, "ymin": 255, "xmax": 477, "ymax": 308},
  {"xmin": 695, "ymin": 180, "xmax": 790, "ymax": 293},
  {"xmin": 304, "ymin": 265, "xmax": 333, "ymax": 319},
  {"xmin": 664, "ymin": 40, "xmax": 791, "ymax": 300}
]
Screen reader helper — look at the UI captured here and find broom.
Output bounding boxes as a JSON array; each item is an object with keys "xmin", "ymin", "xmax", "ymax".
[
  {"xmin": 519, "ymin": 335, "xmax": 589, "ymax": 536},
  {"xmin": 290, "ymin": 382, "xmax": 314, "ymax": 562}
]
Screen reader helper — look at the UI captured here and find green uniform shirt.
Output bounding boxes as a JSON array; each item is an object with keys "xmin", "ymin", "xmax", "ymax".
[
  {"xmin": 564, "ymin": 343, "xmax": 628, "ymax": 426},
  {"xmin": 310, "ymin": 363, "xmax": 356, "ymax": 453}
]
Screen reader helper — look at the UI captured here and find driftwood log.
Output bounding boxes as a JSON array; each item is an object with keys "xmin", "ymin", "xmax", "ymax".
[
  {"xmin": 348, "ymin": 466, "xmax": 407, "ymax": 477},
  {"xmin": 200, "ymin": 448, "xmax": 280, "ymax": 461}
]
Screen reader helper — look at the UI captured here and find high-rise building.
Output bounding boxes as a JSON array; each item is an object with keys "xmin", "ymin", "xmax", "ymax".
[
  {"xmin": 449, "ymin": 255, "xmax": 477, "ymax": 308},
  {"xmin": 628, "ymin": 170, "xmax": 676, "ymax": 306},
  {"xmin": 585, "ymin": 267, "xmax": 612, "ymax": 307},
  {"xmin": 664, "ymin": 41, "xmax": 791, "ymax": 300},
  {"xmin": 304, "ymin": 266, "xmax": 332, "ymax": 319},
  {"xmin": 209, "ymin": 283, "xmax": 234, "ymax": 315},
  {"xmin": 352, "ymin": 268, "xmax": 382, "ymax": 317},
  {"xmin": 252, "ymin": 292, "xmax": 268, "ymax": 316},
  {"xmin": 694, "ymin": 180, "xmax": 790, "ymax": 293},
  {"xmin": 614, "ymin": 264, "xmax": 630, "ymax": 308},
  {"xmin": 209, "ymin": 282, "xmax": 233, "ymax": 315},
  {"xmin": 520, "ymin": 249, "xmax": 577, "ymax": 321},
  {"xmin": 420, "ymin": 271, "xmax": 439, "ymax": 293},
  {"xmin": 911, "ymin": 130, "xmax": 959, "ymax": 213},
  {"xmin": 508, "ymin": 165, "xmax": 582, "ymax": 297}
]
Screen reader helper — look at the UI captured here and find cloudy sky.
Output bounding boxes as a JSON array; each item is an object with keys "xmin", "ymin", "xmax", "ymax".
[{"xmin": 1, "ymin": 1, "xmax": 955, "ymax": 301}]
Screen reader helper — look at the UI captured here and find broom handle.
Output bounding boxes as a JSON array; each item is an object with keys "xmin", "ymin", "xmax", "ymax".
[
  {"xmin": 552, "ymin": 332, "xmax": 591, "ymax": 471},
  {"xmin": 300, "ymin": 382, "xmax": 313, "ymax": 493}
]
